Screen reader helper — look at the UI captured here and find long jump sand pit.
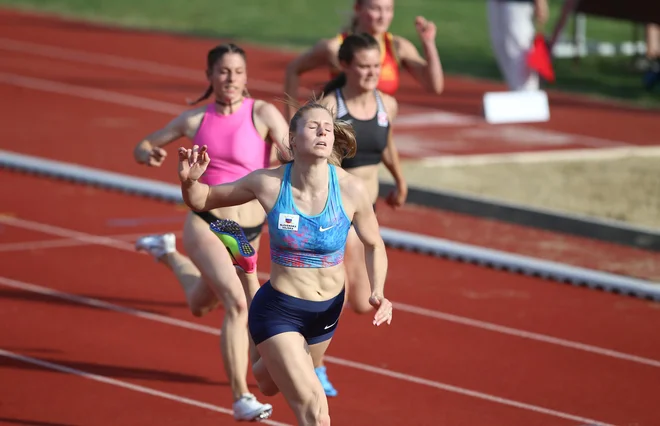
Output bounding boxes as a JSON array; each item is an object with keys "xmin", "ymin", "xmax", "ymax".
[{"xmin": 380, "ymin": 147, "xmax": 660, "ymax": 230}]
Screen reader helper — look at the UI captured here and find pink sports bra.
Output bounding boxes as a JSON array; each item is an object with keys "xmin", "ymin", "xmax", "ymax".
[{"xmin": 193, "ymin": 98, "xmax": 270, "ymax": 186}]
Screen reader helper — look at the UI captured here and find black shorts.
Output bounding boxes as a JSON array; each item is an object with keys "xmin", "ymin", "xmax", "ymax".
[
  {"xmin": 248, "ymin": 281, "xmax": 345, "ymax": 346},
  {"xmin": 192, "ymin": 210, "xmax": 264, "ymax": 242}
]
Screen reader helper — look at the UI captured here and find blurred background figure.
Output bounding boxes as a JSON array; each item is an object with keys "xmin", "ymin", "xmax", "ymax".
[
  {"xmin": 284, "ymin": 0, "xmax": 444, "ymax": 121},
  {"xmin": 487, "ymin": 0, "xmax": 549, "ymax": 91},
  {"xmin": 643, "ymin": 23, "xmax": 660, "ymax": 90}
]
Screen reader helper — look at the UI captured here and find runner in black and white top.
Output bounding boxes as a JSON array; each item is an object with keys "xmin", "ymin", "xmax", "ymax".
[{"xmin": 317, "ymin": 32, "xmax": 406, "ymax": 397}]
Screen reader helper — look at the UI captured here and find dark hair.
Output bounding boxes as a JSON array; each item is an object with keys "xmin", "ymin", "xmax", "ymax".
[
  {"xmin": 346, "ymin": 0, "xmax": 367, "ymax": 33},
  {"xmin": 279, "ymin": 98, "xmax": 357, "ymax": 166},
  {"xmin": 188, "ymin": 43, "xmax": 249, "ymax": 105},
  {"xmin": 321, "ymin": 33, "xmax": 380, "ymax": 96}
]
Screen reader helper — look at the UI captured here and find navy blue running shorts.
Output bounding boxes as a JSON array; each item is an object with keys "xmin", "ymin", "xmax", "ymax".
[{"xmin": 248, "ymin": 281, "xmax": 345, "ymax": 346}]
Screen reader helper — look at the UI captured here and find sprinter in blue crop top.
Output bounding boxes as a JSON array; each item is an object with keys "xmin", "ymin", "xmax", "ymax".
[
  {"xmin": 315, "ymin": 33, "xmax": 408, "ymax": 396},
  {"xmin": 178, "ymin": 100, "xmax": 393, "ymax": 425}
]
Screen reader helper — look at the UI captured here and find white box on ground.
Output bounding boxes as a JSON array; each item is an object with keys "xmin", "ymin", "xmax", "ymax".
[{"xmin": 483, "ymin": 90, "xmax": 550, "ymax": 124}]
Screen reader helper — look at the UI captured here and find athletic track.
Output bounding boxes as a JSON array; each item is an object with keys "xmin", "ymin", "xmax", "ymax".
[{"xmin": 0, "ymin": 9, "xmax": 659, "ymax": 426}]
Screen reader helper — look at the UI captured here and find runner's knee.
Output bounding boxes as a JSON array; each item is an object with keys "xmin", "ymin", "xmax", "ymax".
[
  {"xmin": 254, "ymin": 359, "xmax": 279, "ymax": 396},
  {"xmin": 225, "ymin": 293, "xmax": 248, "ymax": 318},
  {"xmin": 188, "ymin": 286, "xmax": 220, "ymax": 317},
  {"xmin": 212, "ymin": 279, "xmax": 248, "ymax": 319},
  {"xmin": 257, "ymin": 378, "xmax": 279, "ymax": 397},
  {"xmin": 189, "ymin": 303, "xmax": 217, "ymax": 317},
  {"xmin": 298, "ymin": 389, "xmax": 329, "ymax": 425}
]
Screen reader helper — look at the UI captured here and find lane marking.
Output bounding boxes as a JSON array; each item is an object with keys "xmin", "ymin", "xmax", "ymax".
[
  {"xmin": 0, "ymin": 230, "xmax": 181, "ymax": 252},
  {"xmin": 0, "ymin": 349, "xmax": 290, "ymax": 426},
  {"xmin": 106, "ymin": 216, "xmax": 187, "ymax": 227},
  {"xmin": 0, "ymin": 276, "xmax": 615, "ymax": 426},
  {"xmin": 0, "ymin": 71, "xmax": 445, "ymax": 130},
  {"xmin": 0, "ymin": 37, "xmax": 286, "ymax": 94},
  {"xmin": 0, "ymin": 71, "xmax": 630, "ymax": 158},
  {"xmin": 0, "ymin": 37, "xmax": 634, "ymax": 151},
  {"xmin": 1, "ymin": 216, "xmax": 659, "ymax": 371},
  {"xmin": 417, "ymin": 145, "xmax": 660, "ymax": 167},
  {"xmin": 392, "ymin": 301, "xmax": 660, "ymax": 369},
  {"xmin": 0, "ymin": 72, "xmax": 184, "ymax": 115},
  {"xmin": 0, "ymin": 215, "xmax": 140, "ymax": 252},
  {"xmin": 0, "ymin": 276, "xmax": 220, "ymax": 335},
  {"xmin": 394, "ymin": 111, "xmax": 480, "ymax": 127}
]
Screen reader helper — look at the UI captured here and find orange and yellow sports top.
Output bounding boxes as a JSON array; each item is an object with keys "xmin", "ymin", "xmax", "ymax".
[{"xmin": 331, "ymin": 32, "xmax": 400, "ymax": 96}]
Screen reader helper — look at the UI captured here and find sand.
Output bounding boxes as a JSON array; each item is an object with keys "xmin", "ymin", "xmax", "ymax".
[{"xmin": 379, "ymin": 156, "xmax": 660, "ymax": 230}]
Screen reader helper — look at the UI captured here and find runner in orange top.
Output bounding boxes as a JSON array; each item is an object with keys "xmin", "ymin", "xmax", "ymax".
[
  {"xmin": 284, "ymin": 0, "xmax": 444, "ymax": 120},
  {"xmin": 285, "ymin": 0, "xmax": 444, "ymax": 398},
  {"xmin": 332, "ymin": 31, "xmax": 400, "ymax": 96}
]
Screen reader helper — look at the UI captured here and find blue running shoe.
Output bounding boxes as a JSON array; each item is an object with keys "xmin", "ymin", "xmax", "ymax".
[{"xmin": 315, "ymin": 366, "xmax": 338, "ymax": 397}]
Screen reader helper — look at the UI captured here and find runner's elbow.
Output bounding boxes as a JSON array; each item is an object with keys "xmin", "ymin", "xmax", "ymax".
[
  {"xmin": 430, "ymin": 79, "xmax": 444, "ymax": 95},
  {"xmin": 285, "ymin": 60, "xmax": 300, "ymax": 78},
  {"xmin": 362, "ymin": 237, "xmax": 386, "ymax": 253}
]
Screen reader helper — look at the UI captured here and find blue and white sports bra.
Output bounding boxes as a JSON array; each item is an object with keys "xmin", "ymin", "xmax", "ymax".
[{"xmin": 267, "ymin": 163, "xmax": 351, "ymax": 268}]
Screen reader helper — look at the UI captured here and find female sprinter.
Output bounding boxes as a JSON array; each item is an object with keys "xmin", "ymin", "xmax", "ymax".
[
  {"xmin": 178, "ymin": 100, "xmax": 394, "ymax": 426},
  {"xmin": 132, "ymin": 43, "xmax": 290, "ymax": 422},
  {"xmin": 312, "ymin": 32, "xmax": 405, "ymax": 397},
  {"xmin": 284, "ymin": 0, "xmax": 444, "ymax": 119}
]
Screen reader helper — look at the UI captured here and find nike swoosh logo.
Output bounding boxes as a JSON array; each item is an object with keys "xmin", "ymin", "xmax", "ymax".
[
  {"xmin": 324, "ymin": 318, "xmax": 339, "ymax": 329},
  {"xmin": 319, "ymin": 225, "xmax": 335, "ymax": 232}
]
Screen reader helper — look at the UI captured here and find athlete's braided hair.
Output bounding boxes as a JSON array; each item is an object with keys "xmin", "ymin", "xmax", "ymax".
[{"xmin": 346, "ymin": 0, "xmax": 367, "ymax": 33}]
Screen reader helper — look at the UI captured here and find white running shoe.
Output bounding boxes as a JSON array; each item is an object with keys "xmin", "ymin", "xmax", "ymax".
[
  {"xmin": 233, "ymin": 393, "xmax": 273, "ymax": 422},
  {"xmin": 135, "ymin": 233, "xmax": 176, "ymax": 260}
]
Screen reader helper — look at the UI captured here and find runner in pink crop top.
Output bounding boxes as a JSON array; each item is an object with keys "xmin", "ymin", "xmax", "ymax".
[
  {"xmin": 132, "ymin": 43, "xmax": 291, "ymax": 422},
  {"xmin": 194, "ymin": 98, "xmax": 271, "ymax": 186}
]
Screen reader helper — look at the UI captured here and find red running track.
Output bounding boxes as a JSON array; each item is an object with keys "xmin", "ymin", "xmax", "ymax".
[
  {"xmin": 1, "ymin": 8, "xmax": 660, "ymax": 426},
  {"xmin": 0, "ymin": 8, "xmax": 659, "ymax": 163},
  {"xmin": 2, "ymin": 169, "xmax": 660, "ymax": 426},
  {"xmin": 0, "ymin": 8, "xmax": 659, "ymax": 281}
]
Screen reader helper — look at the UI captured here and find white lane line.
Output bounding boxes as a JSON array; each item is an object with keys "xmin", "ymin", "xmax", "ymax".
[
  {"xmin": 323, "ymin": 355, "xmax": 613, "ymax": 426},
  {"xmin": 2, "ymin": 215, "xmax": 659, "ymax": 371},
  {"xmin": 417, "ymin": 145, "xmax": 660, "ymax": 167},
  {"xmin": 0, "ymin": 276, "xmax": 614, "ymax": 426},
  {"xmin": 393, "ymin": 301, "xmax": 660, "ymax": 368},
  {"xmin": 0, "ymin": 36, "xmax": 633, "ymax": 150},
  {"xmin": 0, "ymin": 65, "xmax": 629, "ymax": 155},
  {"xmin": 0, "ymin": 276, "xmax": 220, "ymax": 335},
  {"xmin": 0, "ymin": 230, "xmax": 181, "ymax": 252},
  {"xmin": 0, "ymin": 72, "xmax": 184, "ymax": 115},
  {"xmin": 0, "ymin": 349, "xmax": 290, "ymax": 426},
  {"xmin": 0, "ymin": 215, "xmax": 140, "ymax": 252},
  {"xmin": 0, "ymin": 70, "xmax": 445, "ymax": 129},
  {"xmin": 0, "ymin": 37, "xmax": 285, "ymax": 94}
]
